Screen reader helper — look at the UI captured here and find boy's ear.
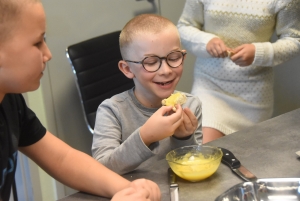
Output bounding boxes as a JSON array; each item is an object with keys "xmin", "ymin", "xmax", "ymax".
[{"xmin": 118, "ymin": 60, "xmax": 135, "ymax": 79}]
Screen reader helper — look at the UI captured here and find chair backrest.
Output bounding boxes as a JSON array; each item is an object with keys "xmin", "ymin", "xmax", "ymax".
[{"xmin": 66, "ymin": 31, "xmax": 134, "ymax": 134}]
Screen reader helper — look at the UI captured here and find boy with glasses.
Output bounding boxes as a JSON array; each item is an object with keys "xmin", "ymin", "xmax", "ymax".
[
  {"xmin": 0, "ymin": 0, "xmax": 160, "ymax": 200},
  {"xmin": 92, "ymin": 14, "xmax": 203, "ymax": 175}
]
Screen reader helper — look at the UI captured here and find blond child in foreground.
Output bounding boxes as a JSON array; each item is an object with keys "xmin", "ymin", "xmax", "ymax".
[{"xmin": 0, "ymin": 0, "xmax": 160, "ymax": 200}]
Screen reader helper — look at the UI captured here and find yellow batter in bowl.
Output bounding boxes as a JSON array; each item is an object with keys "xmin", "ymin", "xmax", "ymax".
[{"xmin": 166, "ymin": 145, "xmax": 222, "ymax": 182}]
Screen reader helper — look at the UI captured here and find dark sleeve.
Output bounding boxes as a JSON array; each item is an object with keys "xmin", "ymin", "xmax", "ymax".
[{"xmin": 16, "ymin": 95, "xmax": 47, "ymax": 147}]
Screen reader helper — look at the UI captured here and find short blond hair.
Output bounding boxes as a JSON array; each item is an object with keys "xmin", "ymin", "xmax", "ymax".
[
  {"xmin": 119, "ymin": 14, "xmax": 179, "ymax": 59},
  {"xmin": 0, "ymin": 0, "xmax": 40, "ymax": 43}
]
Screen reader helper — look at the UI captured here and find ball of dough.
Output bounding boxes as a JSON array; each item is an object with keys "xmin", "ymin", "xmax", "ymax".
[{"xmin": 161, "ymin": 92, "xmax": 187, "ymax": 111}]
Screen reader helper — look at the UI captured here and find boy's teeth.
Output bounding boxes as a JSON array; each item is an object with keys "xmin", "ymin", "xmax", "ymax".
[{"xmin": 159, "ymin": 81, "xmax": 171, "ymax": 85}]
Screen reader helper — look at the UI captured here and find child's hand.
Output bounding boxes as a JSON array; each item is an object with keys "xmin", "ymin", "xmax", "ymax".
[
  {"xmin": 206, "ymin": 38, "xmax": 229, "ymax": 58},
  {"xmin": 173, "ymin": 107, "xmax": 198, "ymax": 139},
  {"xmin": 140, "ymin": 105, "xmax": 183, "ymax": 146},
  {"xmin": 230, "ymin": 44, "xmax": 255, "ymax": 66},
  {"xmin": 112, "ymin": 179, "xmax": 160, "ymax": 201},
  {"xmin": 127, "ymin": 179, "xmax": 161, "ymax": 201},
  {"xmin": 111, "ymin": 187, "xmax": 151, "ymax": 201}
]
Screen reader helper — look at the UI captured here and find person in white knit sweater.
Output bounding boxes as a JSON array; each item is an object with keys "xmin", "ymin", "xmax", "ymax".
[{"xmin": 177, "ymin": 0, "xmax": 300, "ymax": 143}]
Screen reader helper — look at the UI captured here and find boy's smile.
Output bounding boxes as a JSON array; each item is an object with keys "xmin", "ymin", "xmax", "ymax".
[
  {"xmin": 154, "ymin": 79, "xmax": 175, "ymax": 87},
  {"xmin": 120, "ymin": 25, "xmax": 184, "ymax": 108}
]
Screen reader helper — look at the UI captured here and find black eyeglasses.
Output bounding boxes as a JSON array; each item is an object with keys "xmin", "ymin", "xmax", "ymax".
[{"xmin": 124, "ymin": 51, "xmax": 187, "ymax": 72}]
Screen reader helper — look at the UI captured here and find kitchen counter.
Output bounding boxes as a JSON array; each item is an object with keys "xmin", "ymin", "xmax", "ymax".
[{"xmin": 58, "ymin": 108, "xmax": 300, "ymax": 201}]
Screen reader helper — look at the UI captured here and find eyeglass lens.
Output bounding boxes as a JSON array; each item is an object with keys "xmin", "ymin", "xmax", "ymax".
[{"xmin": 143, "ymin": 51, "xmax": 184, "ymax": 72}]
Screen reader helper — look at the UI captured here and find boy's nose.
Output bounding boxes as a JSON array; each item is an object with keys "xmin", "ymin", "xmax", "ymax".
[
  {"xmin": 43, "ymin": 43, "xmax": 52, "ymax": 62},
  {"xmin": 158, "ymin": 59, "xmax": 172, "ymax": 74}
]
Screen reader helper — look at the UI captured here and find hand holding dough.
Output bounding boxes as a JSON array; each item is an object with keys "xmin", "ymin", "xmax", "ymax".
[
  {"xmin": 161, "ymin": 92, "xmax": 187, "ymax": 112},
  {"xmin": 227, "ymin": 50, "xmax": 235, "ymax": 58}
]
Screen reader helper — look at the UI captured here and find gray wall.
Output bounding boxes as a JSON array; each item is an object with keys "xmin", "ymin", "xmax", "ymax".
[
  {"xmin": 41, "ymin": 0, "xmax": 189, "ymax": 155},
  {"xmin": 273, "ymin": 57, "xmax": 300, "ymax": 116},
  {"xmin": 41, "ymin": 0, "xmax": 300, "ymax": 158}
]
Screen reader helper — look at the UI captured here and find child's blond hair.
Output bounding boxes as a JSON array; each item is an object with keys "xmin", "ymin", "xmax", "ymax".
[
  {"xmin": 0, "ymin": 0, "xmax": 40, "ymax": 43},
  {"xmin": 119, "ymin": 14, "xmax": 179, "ymax": 59}
]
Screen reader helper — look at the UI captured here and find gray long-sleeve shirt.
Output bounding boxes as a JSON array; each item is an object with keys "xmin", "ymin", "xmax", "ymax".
[{"xmin": 92, "ymin": 88, "xmax": 202, "ymax": 175}]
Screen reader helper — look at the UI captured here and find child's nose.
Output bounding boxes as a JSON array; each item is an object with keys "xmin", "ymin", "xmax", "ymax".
[
  {"xmin": 43, "ymin": 43, "xmax": 52, "ymax": 62},
  {"xmin": 158, "ymin": 59, "xmax": 172, "ymax": 74}
]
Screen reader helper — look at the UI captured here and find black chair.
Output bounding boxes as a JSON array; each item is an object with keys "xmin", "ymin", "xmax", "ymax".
[{"xmin": 66, "ymin": 31, "xmax": 134, "ymax": 134}]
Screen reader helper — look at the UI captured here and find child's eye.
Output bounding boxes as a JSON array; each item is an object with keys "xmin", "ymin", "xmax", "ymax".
[
  {"xmin": 145, "ymin": 61, "xmax": 157, "ymax": 66},
  {"xmin": 144, "ymin": 57, "xmax": 159, "ymax": 66},
  {"xmin": 34, "ymin": 41, "xmax": 43, "ymax": 47},
  {"xmin": 168, "ymin": 56, "xmax": 180, "ymax": 62}
]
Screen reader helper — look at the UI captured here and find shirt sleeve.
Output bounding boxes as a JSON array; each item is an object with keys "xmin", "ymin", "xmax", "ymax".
[
  {"xmin": 177, "ymin": 0, "xmax": 217, "ymax": 58},
  {"xmin": 17, "ymin": 94, "xmax": 46, "ymax": 147},
  {"xmin": 92, "ymin": 100, "xmax": 156, "ymax": 175},
  {"xmin": 192, "ymin": 96, "xmax": 203, "ymax": 145},
  {"xmin": 253, "ymin": 0, "xmax": 300, "ymax": 67},
  {"xmin": 185, "ymin": 94, "xmax": 203, "ymax": 145},
  {"xmin": 170, "ymin": 93, "xmax": 203, "ymax": 146}
]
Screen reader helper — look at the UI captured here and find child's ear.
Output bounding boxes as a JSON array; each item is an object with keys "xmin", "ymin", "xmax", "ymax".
[{"xmin": 118, "ymin": 60, "xmax": 135, "ymax": 79}]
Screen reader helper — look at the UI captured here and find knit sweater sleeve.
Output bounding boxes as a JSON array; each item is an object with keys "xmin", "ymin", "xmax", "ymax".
[
  {"xmin": 253, "ymin": 0, "xmax": 300, "ymax": 67},
  {"xmin": 92, "ymin": 99, "xmax": 156, "ymax": 175},
  {"xmin": 177, "ymin": 0, "xmax": 216, "ymax": 58}
]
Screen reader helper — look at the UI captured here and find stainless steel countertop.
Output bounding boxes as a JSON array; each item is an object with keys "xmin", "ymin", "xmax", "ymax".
[{"xmin": 58, "ymin": 108, "xmax": 300, "ymax": 201}]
